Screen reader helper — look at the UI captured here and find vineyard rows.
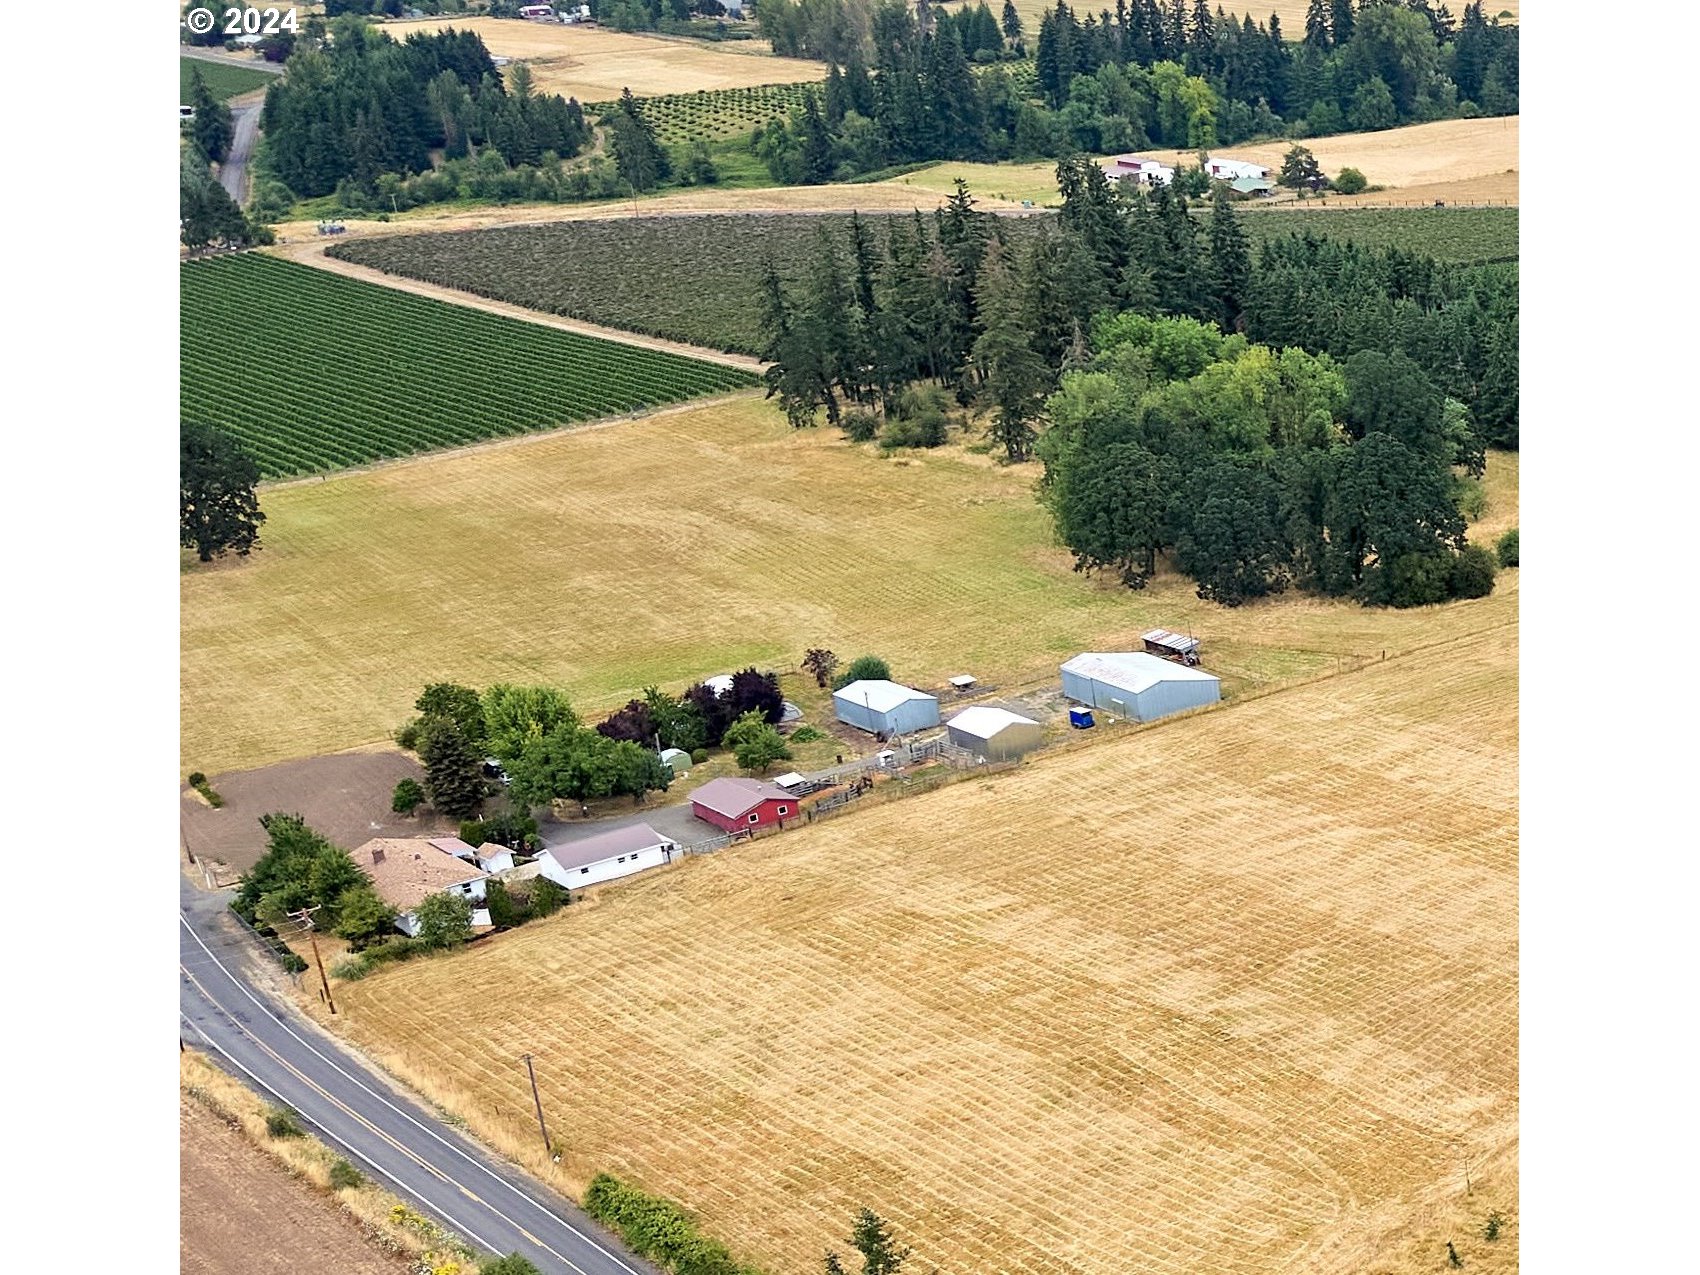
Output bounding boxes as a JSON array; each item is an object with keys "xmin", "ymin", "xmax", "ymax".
[
  {"xmin": 179, "ymin": 254, "xmax": 757, "ymax": 478},
  {"xmin": 334, "ymin": 206, "xmax": 1517, "ymax": 360},
  {"xmin": 587, "ymin": 82, "xmax": 815, "ymax": 145}
]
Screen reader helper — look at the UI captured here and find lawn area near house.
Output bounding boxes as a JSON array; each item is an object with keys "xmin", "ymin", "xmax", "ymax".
[{"xmin": 180, "ymin": 390, "xmax": 1517, "ymax": 776}]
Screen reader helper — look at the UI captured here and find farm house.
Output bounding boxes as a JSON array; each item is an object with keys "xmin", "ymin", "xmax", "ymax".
[
  {"xmin": 1060, "ymin": 652, "xmax": 1221, "ymax": 723},
  {"xmin": 945, "ymin": 707, "xmax": 1043, "ymax": 761},
  {"xmin": 832, "ymin": 680, "xmax": 941, "ymax": 735},
  {"xmin": 353, "ymin": 837, "xmax": 491, "ymax": 936}
]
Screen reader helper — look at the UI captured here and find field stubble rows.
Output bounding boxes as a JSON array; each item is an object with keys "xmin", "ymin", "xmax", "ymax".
[{"xmin": 334, "ymin": 614, "xmax": 1517, "ymax": 1275}]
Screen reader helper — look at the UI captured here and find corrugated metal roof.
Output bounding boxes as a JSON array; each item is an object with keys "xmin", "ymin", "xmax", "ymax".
[
  {"xmin": 947, "ymin": 706, "xmax": 1040, "ymax": 739},
  {"xmin": 1141, "ymin": 628, "xmax": 1201, "ymax": 654},
  {"xmin": 689, "ymin": 776, "xmax": 793, "ymax": 818},
  {"xmin": 1062, "ymin": 652, "xmax": 1220, "ymax": 692},
  {"xmin": 832, "ymin": 680, "xmax": 939, "ymax": 714},
  {"xmin": 541, "ymin": 822, "xmax": 670, "ymax": 873}
]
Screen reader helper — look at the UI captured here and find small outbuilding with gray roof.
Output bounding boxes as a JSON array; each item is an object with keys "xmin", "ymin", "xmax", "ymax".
[
  {"xmin": 945, "ymin": 706, "xmax": 1044, "ymax": 761},
  {"xmin": 1060, "ymin": 652, "xmax": 1221, "ymax": 722},
  {"xmin": 832, "ymin": 679, "xmax": 940, "ymax": 735}
]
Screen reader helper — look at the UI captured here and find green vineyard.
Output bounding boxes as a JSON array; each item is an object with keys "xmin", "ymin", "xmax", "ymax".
[
  {"xmin": 587, "ymin": 83, "xmax": 815, "ymax": 145},
  {"xmin": 179, "ymin": 254, "xmax": 758, "ymax": 479}
]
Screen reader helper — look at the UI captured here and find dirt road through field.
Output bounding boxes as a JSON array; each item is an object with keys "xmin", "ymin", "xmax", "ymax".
[{"xmin": 274, "ymin": 239, "xmax": 766, "ymax": 372}]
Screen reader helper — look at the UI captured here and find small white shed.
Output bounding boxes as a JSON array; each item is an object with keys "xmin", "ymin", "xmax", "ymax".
[{"xmin": 946, "ymin": 706, "xmax": 1043, "ymax": 761}]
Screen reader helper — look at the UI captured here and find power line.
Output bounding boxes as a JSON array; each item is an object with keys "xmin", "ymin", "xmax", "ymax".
[{"xmin": 288, "ymin": 906, "xmax": 338, "ymax": 1016}]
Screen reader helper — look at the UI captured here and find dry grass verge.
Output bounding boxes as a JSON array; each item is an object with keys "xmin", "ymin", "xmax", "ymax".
[{"xmin": 180, "ymin": 1048, "xmax": 483, "ymax": 1273}]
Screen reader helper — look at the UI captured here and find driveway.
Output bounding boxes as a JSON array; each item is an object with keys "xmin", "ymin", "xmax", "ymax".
[{"xmin": 540, "ymin": 802, "xmax": 719, "ymax": 851}]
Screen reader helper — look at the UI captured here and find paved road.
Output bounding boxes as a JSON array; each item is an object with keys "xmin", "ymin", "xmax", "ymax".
[
  {"xmin": 220, "ymin": 100, "xmax": 262, "ymax": 203},
  {"xmin": 178, "ymin": 878, "xmax": 658, "ymax": 1275}
]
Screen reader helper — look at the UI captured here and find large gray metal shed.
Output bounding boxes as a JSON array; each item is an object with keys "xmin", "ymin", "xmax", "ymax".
[
  {"xmin": 832, "ymin": 679, "xmax": 940, "ymax": 735},
  {"xmin": 1060, "ymin": 652, "xmax": 1221, "ymax": 722}
]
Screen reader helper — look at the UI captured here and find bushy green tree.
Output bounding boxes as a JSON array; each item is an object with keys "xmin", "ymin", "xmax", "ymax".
[
  {"xmin": 1333, "ymin": 166, "xmax": 1368, "ymax": 194},
  {"xmin": 391, "ymin": 777, "xmax": 425, "ymax": 815},
  {"xmin": 187, "ymin": 65, "xmax": 234, "ymax": 163},
  {"xmin": 724, "ymin": 711, "xmax": 793, "ymax": 775},
  {"xmin": 482, "ymin": 685, "xmax": 579, "ymax": 767},
  {"xmin": 181, "ymin": 422, "xmax": 265, "ymax": 562},
  {"xmin": 833, "ymin": 655, "xmax": 892, "ymax": 689},
  {"xmin": 420, "ymin": 719, "xmax": 486, "ymax": 819},
  {"xmin": 235, "ymin": 815, "xmax": 359, "ymax": 926},
  {"xmin": 414, "ymin": 891, "xmax": 474, "ymax": 948},
  {"xmin": 415, "ymin": 683, "xmax": 487, "ymax": 750},
  {"xmin": 1495, "ymin": 528, "xmax": 1519, "ymax": 568},
  {"xmin": 333, "ymin": 883, "xmax": 398, "ymax": 948}
]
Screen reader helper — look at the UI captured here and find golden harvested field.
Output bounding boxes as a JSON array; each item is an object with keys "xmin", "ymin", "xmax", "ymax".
[
  {"xmin": 380, "ymin": 17, "xmax": 825, "ymax": 100},
  {"xmin": 333, "ymin": 609, "xmax": 1518, "ymax": 1275},
  {"xmin": 180, "ymin": 391, "xmax": 1517, "ymax": 775},
  {"xmin": 900, "ymin": 116, "xmax": 1518, "ymax": 206}
]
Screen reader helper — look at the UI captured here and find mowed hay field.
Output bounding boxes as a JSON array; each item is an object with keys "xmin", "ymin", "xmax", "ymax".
[
  {"xmin": 380, "ymin": 17, "xmax": 826, "ymax": 100},
  {"xmin": 180, "ymin": 395, "xmax": 1518, "ymax": 775},
  {"xmin": 899, "ymin": 115, "xmax": 1519, "ymax": 207},
  {"xmin": 334, "ymin": 613, "xmax": 1518, "ymax": 1275}
]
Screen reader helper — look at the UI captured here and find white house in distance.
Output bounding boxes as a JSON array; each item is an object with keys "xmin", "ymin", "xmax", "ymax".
[
  {"xmin": 534, "ymin": 822, "xmax": 678, "ymax": 890},
  {"xmin": 353, "ymin": 837, "xmax": 491, "ymax": 936},
  {"xmin": 1102, "ymin": 154, "xmax": 1174, "ymax": 187},
  {"xmin": 1205, "ymin": 155, "xmax": 1271, "ymax": 182}
]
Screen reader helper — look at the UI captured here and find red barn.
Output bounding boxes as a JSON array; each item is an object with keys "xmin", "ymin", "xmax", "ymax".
[{"xmin": 689, "ymin": 777, "xmax": 800, "ymax": 834}]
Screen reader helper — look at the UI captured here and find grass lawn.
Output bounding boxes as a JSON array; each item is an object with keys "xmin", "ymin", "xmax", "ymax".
[
  {"xmin": 180, "ymin": 389, "xmax": 1517, "ymax": 775},
  {"xmin": 327, "ymin": 607, "xmax": 1518, "ymax": 1275},
  {"xmin": 181, "ymin": 56, "xmax": 276, "ymax": 103}
]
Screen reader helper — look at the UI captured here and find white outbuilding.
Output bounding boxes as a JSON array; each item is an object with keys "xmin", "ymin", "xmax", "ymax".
[
  {"xmin": 534, "ymin": 822, "xmax": 677, "ymax": 890},
  {"xmin": 945, "ymin": 706, "xmax": 1043, "ymax": 761},
  {"xmin": 1059, "ymin": 652, "xmax": 1221, "ymax": 722}
]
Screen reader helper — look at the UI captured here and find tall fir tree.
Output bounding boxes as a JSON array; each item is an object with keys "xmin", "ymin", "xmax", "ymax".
[{"xmin": 1206, "ymin": 183, "xmax": 1252, "ymax": 330}]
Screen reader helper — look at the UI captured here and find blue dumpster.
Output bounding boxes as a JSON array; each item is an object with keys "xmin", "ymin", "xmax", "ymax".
[{"xmin": 1068, "ymin": 706, "xmax": 1095, "ymax": 729}]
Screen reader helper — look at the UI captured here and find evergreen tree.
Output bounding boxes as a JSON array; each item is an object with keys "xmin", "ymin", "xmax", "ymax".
[
  {"xmin": 1002, "ymin": 0, "xmax": 1023, "ymax": 43},
  {"xmin": 181, "ymin": 421, "xmax": 266, "ymax": 562},
  {"xmin": 420, "ymin": 718, "xmax": 486, "ymax": 819},
  {"xmin": 609, "ymin": 87, "xmax": 671, "ymax": 190},
  {"xmin": 1206, "ymin": 183, "xmax": 1251, "ymax": 330},
  {"xmin": 188, "ymin": 65, "xmax": 235, "ymax": 163},
  {"xmin": 971, "ymin": 241, "xmax": 1051, "ymax": 461},
  {"xmin": 1329, "ymin": 0, "xmax": 1353, "ymax": 44},
  {"xmin": 1303, "ymin": 0, "xmax": 1330, "ymax": 49}
]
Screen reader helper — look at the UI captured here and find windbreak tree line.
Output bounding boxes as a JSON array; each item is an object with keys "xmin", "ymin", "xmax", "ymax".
[
  {"xmin": 260, "ymin": 19, "xmax": 590, "ymax": 200},
  {"xmin": 759, "ymin": 167, "xmax": 1512, "ymax": 608}
]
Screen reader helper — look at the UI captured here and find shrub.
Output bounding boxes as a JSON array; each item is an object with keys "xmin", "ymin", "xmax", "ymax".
[
  {"xmin": 1482, "ymin": 1210, "xmax": 1504, "ymax": 1242},
  {"xmin": 581, "ymin": 1173, "xmax": 759, "ymax": 1275},
  {"xmin": 329, "ymin": 1159, "xmax": 364, "ymax": 1190},
  {"xmin": 880, "ymin": 410, "xmax": 947, "ymax": 450},
  {"xmin": 1380, "ymin": 551, "xmax": 1454, "ymax": 608},
  {"xmin": 395, "ymin": 720, "xmax": 422, "ymax": 751},
  {"xmin": 1333, "ymin": 166, "xmax": 1368, "ymax": 194},
  {"xmin": 1496, "ymin": 527, "xmax": 1519, "ymax": 567},
  {"xmin": 390, "ymin": 778, "xmax": 424, "ymax": 815},
  {"xmin": 187, "ymin": 771, "xmax": 207, "ymax": 788},
  {"xmin": 531, "ymin": 876, "xmax": 569, "ymax": 917},
  {"xmin": 279, "ymin": 951, "xmax": 309, "ymax": 974},
  {"xmin": 841, "ymin": 409, "xmax": 881, "ymax": 442},
  {"xmin": 790, "ymin": 725, "xmax": 826, "ymax": 744},
  {"xmin": 833, "ymin": 654, "xmax": 891, "ymax": 688},
  {"xmin": 330, "ymin": 955, "xmax": 373, "ymax": 981},
  {"xmin": 480, "ymin": 1257, "xmax": 543, "ymax": 1275},
  {"xmin": 1450, "ymin": 544, "xmax": 1499, "ymax": 599},
  {"xmin": 265, "ymin": 1106, "xmax": 305, "ymax": 1138},
  {"xmin": 690, "ymin": 748, "xmax": 709, "ymax": 765}
]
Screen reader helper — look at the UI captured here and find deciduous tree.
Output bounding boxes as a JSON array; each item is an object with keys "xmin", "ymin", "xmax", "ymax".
[
  {"xmin": 181, "ymin": 421, "xmax": 265, "ymax": 562},
  {"xmin": 414, "ymin": 891, "xmax": 474, "ymax": 948}
]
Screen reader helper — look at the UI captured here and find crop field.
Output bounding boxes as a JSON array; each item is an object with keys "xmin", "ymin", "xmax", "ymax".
[
  {"xmin": 1237, "ymin": 205, "xmax": 1519, "ymax": 261},
  {"xmin": 380, "ymin": 17, "xmax": 826, "ymax": 101},
  {"xmin": 180, "ymin": 383, "xmax": 1517, "ymax": 775},
  {"xmin": 331, "ymin": 201, "xmax": 1515, "ymax": 358},
  {"xmin": 180, "ymin": 56, "xmax": 276, "ymax": 103},
  {"xmin": 587, "ymin": 83, "xmax": 814, "ymax": 145},
  {"xmin": 332, "ymin": 608, "xmax": 1517, "ymax": 1275},
  {"xmin": 178, "ymin": 253, "xmax": 756, "ymax": 477}
]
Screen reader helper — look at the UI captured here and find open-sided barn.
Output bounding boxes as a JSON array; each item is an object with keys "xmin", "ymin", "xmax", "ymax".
[
  {"xmin": 1060, "ymin": 652, "xmax": 1221, "ymax": 723},
  {"xmin": 945, "ymin": 706, "xmax": 1044, "ymax": 761},
  {"xmin": 832, "ymin": 680, "xmax": 940, "ymax": 735}
]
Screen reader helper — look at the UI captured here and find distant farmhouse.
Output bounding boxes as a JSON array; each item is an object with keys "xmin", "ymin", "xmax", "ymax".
[{"xmin": 1101, "ymin": 155, "xmax": 1174, "ymax": 187}]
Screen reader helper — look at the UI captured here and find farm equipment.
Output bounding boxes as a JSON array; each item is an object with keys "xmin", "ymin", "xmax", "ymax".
[{"xmin": 316, "ymin": 220, "xmax": 346, "ymax": 236}]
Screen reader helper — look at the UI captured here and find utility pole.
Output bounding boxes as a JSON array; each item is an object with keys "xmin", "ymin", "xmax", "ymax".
[
  {"xmin": 289, "ymin": 906, "xmax": 337, "ymax": 1015},
  {"xmin": 521, "ymin": 1053, "xmax": 552, "ymax": 1158}
]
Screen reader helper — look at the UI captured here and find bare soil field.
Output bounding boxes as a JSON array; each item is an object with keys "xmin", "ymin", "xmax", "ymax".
[
  {"xmin": 179, "ymin": 386, "xmax": 1517, "ymax": 778},
  {"xmin": 179, "ymin": 748, "xmax": 455, "ymax": 871},
  {"xmin": 181, "ymin": 1095, "xmax": 410, "ymax": 1275},
  {"xmin": 381, "ymin": 17, "xmax": 825, "ymax": 100},
  {"xmin": 331, "ymin": 611, "xmax": 1517, "ymax": 1275}
]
